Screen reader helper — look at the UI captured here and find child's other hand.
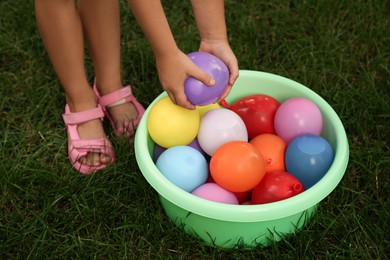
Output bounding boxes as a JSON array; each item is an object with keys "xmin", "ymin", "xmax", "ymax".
[
  {"xmin": 199, "ymin": 40, "xmax": 239, "ymax": 101},
  {"xmin": 155, "ymin": 49, "xmax": 215, "ymax": 110}
]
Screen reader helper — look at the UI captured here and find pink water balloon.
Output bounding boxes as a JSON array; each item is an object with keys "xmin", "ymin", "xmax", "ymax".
[
  {"xmin": 192, "ymin": 183, "xmax": 239, "ymax": 204},
  {"xmin": 274, "ymin": 97, "xmax": 323, "ymax": 143}
]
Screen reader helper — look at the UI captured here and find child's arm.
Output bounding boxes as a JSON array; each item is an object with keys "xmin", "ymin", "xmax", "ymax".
[
  {"xmin": 190, "ymin": 0, "xmax": 228, "ymax": 43},
  {"xmin": 128, "ymin": 0, "xmax": 215, "ymax": 110},
  {"xmin": 190, "ymin": 0, "xmax": 239, "ymax": 100}
]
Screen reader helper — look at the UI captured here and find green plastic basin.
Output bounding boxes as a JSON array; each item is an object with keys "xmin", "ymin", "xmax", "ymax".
[{"xmin": 134, "ymin": 70, "xmax": 349, "ymax": 248}]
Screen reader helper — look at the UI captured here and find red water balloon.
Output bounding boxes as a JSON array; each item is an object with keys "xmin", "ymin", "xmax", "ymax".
[
  {"xmin": 226, "ymin": 94, "xmax": 280, "ymax": 139},
  {"xmin": 251, "ymin": 171, "xmax": 304, "ymax": 204}
]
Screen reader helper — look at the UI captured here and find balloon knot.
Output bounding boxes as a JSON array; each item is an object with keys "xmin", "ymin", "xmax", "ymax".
[{"xmin": 220, "ymin": 99, "xmax": 230, "ymax": 109}]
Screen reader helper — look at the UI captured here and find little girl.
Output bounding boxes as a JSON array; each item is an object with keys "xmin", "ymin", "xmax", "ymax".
[{"xmin": 35, "ymin": 0, "xmax": 239, "ymax": 174}]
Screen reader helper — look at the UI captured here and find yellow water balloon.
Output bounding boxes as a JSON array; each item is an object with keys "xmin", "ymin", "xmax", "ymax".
[
  {"xmin": 196, "ymin": 103, "xmax": 221, "ymax": 118},
  {"xmin": 147, "ymin": 96, "xmax": 200, "ymax": 148}
]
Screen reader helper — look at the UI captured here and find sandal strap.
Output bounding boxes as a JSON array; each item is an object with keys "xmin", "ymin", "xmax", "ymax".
[
  {"xmin": 62, "ymin": 104, "xmax": 105, "ymax": 125},
  {"xmin": 98, "ymin": 86, "xmax": 134, "ymax": 108},
  {"xmin": 71, "ymin": 138, "xmax": 110, "ymax": 150},
  {"xmin": 68, "ymin": 138, "xmax": 114, "ymax": 165}
]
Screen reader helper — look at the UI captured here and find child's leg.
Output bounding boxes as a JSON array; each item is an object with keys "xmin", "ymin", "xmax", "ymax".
[
  {"xmin": 35, "ymin": 0, "xmax": 111, "ymax": 166},
  {"xmin": 78, "ymin": 0, "xmax": 140, "ymax": 131}
]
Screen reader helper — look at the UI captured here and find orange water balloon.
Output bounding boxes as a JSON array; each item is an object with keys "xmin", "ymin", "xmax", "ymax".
[
  {"xmin": 210, "ymin": 141, "xmax": 266, "ymax": 192},
  {"xmin": 250, "ymin": 134, "xmax": 287, "ymax": 172}
]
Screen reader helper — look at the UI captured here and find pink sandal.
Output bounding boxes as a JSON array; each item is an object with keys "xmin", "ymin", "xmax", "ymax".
[
  {"xmin": 62, "ymin": 104, "xmax": 115, "ymax": 174},
  {"xmin": 93, "ymin": 83, "xmax": 145, "ymax": 136}
]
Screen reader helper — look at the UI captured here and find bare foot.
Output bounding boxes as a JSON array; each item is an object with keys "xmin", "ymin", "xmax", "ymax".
[
  {"xmin": 95, "ymin": 82, "xmax": 142, "ymax": 136},
  {"xmin": 106, "ymin": 101, "xmax": 139, "ymax": 135},
  {"xmin": 67, "ymin": 100, "xmax": 112, "ymax": 167},
  {"xmin": 76, "ymin": 118, "xmax": 112, "ymax": 166}
]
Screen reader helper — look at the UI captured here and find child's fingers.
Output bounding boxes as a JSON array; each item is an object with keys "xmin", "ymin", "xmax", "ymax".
[
  {"xmin": 167, "ymin": 90, "xmax": 195, "ymax": 110},
  {"xmin": 175, "ymin": 90, "xmax": 195, "ymax": 110},
  {"xmin": 228, "ymin": 61, "xmax": 239, "ymax": 86},
  {"xmin": 189, "ymin": 65, "xmax": 215, "ymax": 87}
]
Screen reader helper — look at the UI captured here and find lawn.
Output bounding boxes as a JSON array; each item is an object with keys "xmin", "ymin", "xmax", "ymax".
[{"xmin": 1, "ymin": 0, "xmax": 389, "ymax": 258}]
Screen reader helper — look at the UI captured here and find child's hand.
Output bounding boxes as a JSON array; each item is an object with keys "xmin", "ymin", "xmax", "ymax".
[
  {"xmin": 155, "ymin": 49, "xmax": 215, "ymax": 110},
  {"xmin": 199, "ymin": 40, "xmax": 239, "ymax": 101}
]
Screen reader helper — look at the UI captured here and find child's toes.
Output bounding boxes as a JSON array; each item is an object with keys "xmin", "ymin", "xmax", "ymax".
[
  {"xmin": 84, "ymin": 152, "xmax": 100, "ymax": 166},
  {"xmin": 79, "ymin": 156, "xmax": 87, "ymax": 165},
  {"xmin": 100, "ymin": 153, "xmax": 111, "ymax": 164},
  {"xmin": 92, "ymin": 153, "xmax": 102, "ymax": 166}
]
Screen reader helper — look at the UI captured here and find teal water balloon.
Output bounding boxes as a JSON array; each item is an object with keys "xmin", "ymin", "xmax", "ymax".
[{"xmin": 285, "ymin": 134, "xmax": 334, "ymax": 189}]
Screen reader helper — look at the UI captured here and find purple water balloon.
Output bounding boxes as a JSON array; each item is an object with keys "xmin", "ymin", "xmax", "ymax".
[
  {"xmin": 188, "ymin": 137, "xmax": 206, "ymax": 156},
  {"xmin": 184, "ymin": 52, "xmax": 229, "ymax": 106},
  {"xmin": 153, "ymin": 143, "xmax": 166, "ymax": 162}
]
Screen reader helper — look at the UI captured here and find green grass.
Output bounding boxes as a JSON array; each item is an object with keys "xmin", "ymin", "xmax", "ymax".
[{"xmin": 1, "ymin": 0, "xmax": 389, "ymax": 258}]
